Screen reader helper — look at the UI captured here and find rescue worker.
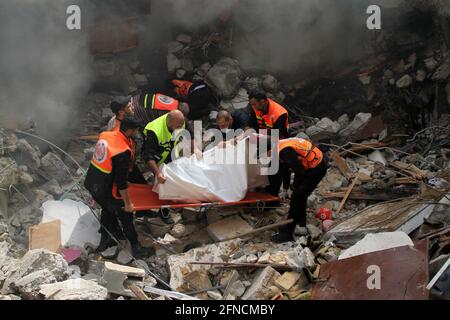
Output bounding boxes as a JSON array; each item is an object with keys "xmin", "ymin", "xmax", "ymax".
[
  {"xmin": 133, "ymin": 92, "xmax": 190, "ymax": 129},
  {"xmin": 216, "ymin": 109, "xmax": 250, "ymax": 141},
  {"xmin": 247, "ymin": 92, "xmax": 289, "ymax": 139},
  {"xmin": 142, "ymin": 110, "xmax": 202, "ymax": 223},
  {"xmin": 142, "ymin": 110, "xmax": 201, "ymax": 182},
  {"xmin": 84, "ymin": 116, "xmax": 153, "ymax": 258},
  {"xmin": 170, "ymin": 80, "xmax": 219, "ymax": 120},
  {"xmin": 268, "ymin": 136, "xmax": 328, "ymax": 243},
  {"xmin": 107, "ymin": 96, "xmax": 134, "ymax": 132}
]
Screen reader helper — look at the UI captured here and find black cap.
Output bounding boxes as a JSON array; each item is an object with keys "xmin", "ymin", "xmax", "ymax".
[{"xmin": 110, "ymin": 96, "xmax": 131, "ymax": 115}]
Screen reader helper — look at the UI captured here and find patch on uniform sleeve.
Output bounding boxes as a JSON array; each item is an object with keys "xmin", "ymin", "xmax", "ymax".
[
  {"xmin": 157, "ymin": 94, "xmax": 175, "ymax": 105},
  {"xmin": 93, "ymin": 140, "xmax": 108, "ymax": 163}
]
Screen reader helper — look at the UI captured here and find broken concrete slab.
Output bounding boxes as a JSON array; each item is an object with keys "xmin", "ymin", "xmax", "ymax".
[
  {"xmin": 327, "ymin": 194, "xmax": 447, "ymax": 246},
  {"xmin": 40, "ymin": 279, "xmax": 108, "ymax": 300},
  {"xmin": 205, "ymin": 57, "xmax": 242, "ymax": 99},
  {"xmin": 241, "ymin": 266, "xmax": 281, "ymax": 300},
  {"xmin": 1, "ymin": 249, "xmax": 70, "ymax": 294},
  {"xmin": 228, "ymin": 280, "xmax": 246, "ymax": 297},
  {"xmin": 206, "ymin": 215, "xmax": 253, "ymax": 242},
  {"xmin": 274, "ymin": 272, "xmax": 301, "ymax": 291},
  {"xmin": 338, "ymin": 232, "xmax": 413, "ymax": 260},
  {"xmin": 167, "ymin": 239, "xmax": 241, "ymax": 291},
  {"xmin": 183, "ymin": 270, "xmax": 212, "ymax": 291},
  {"xmin": 312, "ymin": 240, "xmax": 429, "ymax": 300},
  {"xmin": 13, "ymin": 269, "xmax": 57, "ymax": 297},
  {"xmin": 104, "ymin": 262, "xmax": 145, "ymax": 278}
]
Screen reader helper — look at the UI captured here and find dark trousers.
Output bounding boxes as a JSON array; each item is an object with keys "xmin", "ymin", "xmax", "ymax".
[
  {"xmin": 287, "ymin": 160, "xmax": 328, "ymax": 231},
  {"xmin": 92, "ymin": 195, "xmax": 139, "ymax": 245}
]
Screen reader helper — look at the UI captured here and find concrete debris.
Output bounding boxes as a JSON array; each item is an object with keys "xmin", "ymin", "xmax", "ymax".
[
  {"xmin": 338, "ymin": 232, "xmax": 414, "ymax": 260},
  {"xmin": 206, "ymin": 215, "xmax": 253, "ymax": 242},
  {"xmin": 167, "ymin": 53, "xmax": 182, "ymax": 74},
  {"xmin": 40, "ymin": 279, "xmax": 108, "ymax": 300},
  {"xmin": 274, "ymin": 271, "xmax": 301, "ymax": 291},
  {"xmin": 1, "ymin": 249, "xmax": 70, "ymax": 295},
  {"xmin": 261, "ymin": 74, "xmax": 279, "ymax": 93},
  {"xmin": 396, "ymin": 74, "xmax": 413, "ymax": 88},
  {"xmin": 241, "ymin": 266, "xmax": 280, "ymax": 300},
  {"xmin": 338, "ymin": 113, "xmax": 372, "ymax": 137},
  {"xmin": 306, "ymin": 117, "xmax": 341, "ymax": 136},
  {"xmin": 205, "ymin": 57, "xmax": 242, "ymax": 99}
]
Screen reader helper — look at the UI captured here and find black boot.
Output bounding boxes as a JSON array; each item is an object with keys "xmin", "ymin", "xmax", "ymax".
[
  {"xmin": 96, "ymin": 233, "xmax": 118, "ymax": 252},
  {"xmin": 160, "ymin": 208, "xmax": 174, "ymax": 225},
  {"xmin": 271, "ymin": 226, "xmax": 294, "ymax": 243},
  {"xmin": 131, "ymin": 243, "xmax": 155, "ymax": 259}
]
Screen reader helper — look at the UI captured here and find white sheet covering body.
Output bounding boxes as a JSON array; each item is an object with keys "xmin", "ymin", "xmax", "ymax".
[{"xmin": 153, "ymin": 137, "xmax": 268, "ymax": 203}]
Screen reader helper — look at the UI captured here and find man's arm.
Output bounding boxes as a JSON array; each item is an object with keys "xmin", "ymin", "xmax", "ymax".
[
  {"xmin": 142, "ymin": 131, "xmax": 166, "ymax": 183},
  {"xmin": 273, "ymin": 114, "xmax": 288, "ymax": 139},
  {"xmin": 246, "ymin": 107, "xmax": 258, "ymax": 131},
  {"xmin": 112, "ymin": 152, "xmax": 134, "ymax": 212},
  {"xmin": 280, "ymin": 148, "xmax": 305, "ymax": 181}
]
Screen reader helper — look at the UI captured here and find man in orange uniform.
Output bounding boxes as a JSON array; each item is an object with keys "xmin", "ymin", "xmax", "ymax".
[
  {"xmin": 247, "ymin": 92, "xmax": 289, "ymax": 139},
  {"xmin": 84, "ymin": 117, "xmax": 153, "ymax": 258},
  {"xmin": 269, "ymin": 136, "xmax": 328, "ymax": 243}
]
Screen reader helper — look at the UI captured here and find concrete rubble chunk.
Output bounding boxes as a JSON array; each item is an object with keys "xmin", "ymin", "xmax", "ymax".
[
  {"xmin": 339, "ymin": 113, "xmax": 372, "ymax": 137},
  {"xmin": 432, "ymin": 57, "xmax": 450, "ymax": 81},
  {"xmin": 306, "ymin": 224, "xmax": 322, "ymax": 240},
  {"xmin": 206, "ymin": 215, "xmax": 253, "ymax": 242},
  {"xmin": 207, "ymin": 290, "xmax": 222, "ymax": 300},
  {"xmin": 167, "ymin": 41, "xmax": 184, "ymax": 54},
  {"xmin": 241, "ymin": 266, "xmax": 281, "ymax": 300},
  {"xmin": 40, "ymin": 152, "xmax": 71, "ymax": 183},
  {"xmin": 167, "ymin": 53, "xmax": 182, "ymax": 73},
  {"xmin": 261, "ymin": 74, "xmax": 279, "ymax": 93},
  {"xmin": 0, "ymin": 158, "xmax": 19, "ymax": 189},
  {"xmin": 17, "ymin": 139, "xmax": 40, "ymax": 168},
  {"xmin": 396, "ymin": 74, "xmax": 413, "ymax": 88},
  {"xmin": 1, "ymin": 249, "xmax": 70, "ymax": 294},
  {"xmin": 338, "ymin": 232, "xmax": 413, "ymax": 260},
  {"xmin": 101, "ymin": 246, "xmax": 118, "ymax": 259},
  {"xmin": 205, "ymin": 57, "xmax": 242, "ymax": 99},
  {"xmin": 40, "ymin": 279, "xmax": 108, "ymax": 300},
  {"xmin": 167, "ymin": 239, "xmax": 241, "ymax": 291},
  {"xmin": 275, "ymin": 272, "xmax": 301, "ymax": 291},
  {"xmin": 228, "ymin": 280, "xmax": 246, "ymax": 297},
  {"xmin": 220, "ymin": 88, "xmax": 249, "ymax": 110},
  {"xmin": 337, "ymin": 114, "xmax": 350, "ymax": 128},
  {"xmin": 306, "ymin": 117, "xmax": 341, "ymax": 136},
  {"xmin": 13, "ymin": 269, "xmax": 57, "ymax": 295},
  {"xmin": 176, "ymin": 34, "xmax": 192, "ymax": 44},
  {"xmin": 184, "ymin": 270, "xmax": 212, "ymax": 291},
  {"xmin": 287, "ymin": 247, "xmax": 316, "ymax": 270},
  {"xmin": 368, "ymin": 150, "xmax": 387, "ymax": 166}
]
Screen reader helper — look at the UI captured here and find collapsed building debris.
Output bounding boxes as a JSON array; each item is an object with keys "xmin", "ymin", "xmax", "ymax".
[{"xmin": 1, "ymin": 1, "xmax": 450, "ymax": 301}]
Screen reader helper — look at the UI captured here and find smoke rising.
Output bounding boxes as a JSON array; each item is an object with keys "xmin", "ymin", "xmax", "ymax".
[
  {"xmin": 163, "ymin": 0, "xmax": 373, "ymax": 75},
  {"xmin": 0, "ymin": 0, "xmax": 92, "ymax": 140}
]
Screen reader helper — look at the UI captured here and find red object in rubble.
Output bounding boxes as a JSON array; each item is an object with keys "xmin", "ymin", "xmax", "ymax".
[{"xmin": 316, "ymin": 208, "xmax": 333, "ymax": 221}]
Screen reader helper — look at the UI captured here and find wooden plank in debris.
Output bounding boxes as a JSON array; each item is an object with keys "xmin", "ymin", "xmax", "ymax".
[
  {"xmin": 28, "ymin": 220, "xmax": 61, "ymax": 253},
  {"xmin": 335, "ymin": 175, "xmax": 359, "ymax": 215},
  {"xmin": 330, "ymin": 152, "xmax": 354, "ymax": 179},
  {"xmin": 207, "ymin": 215, "xmax": 253, "ymax": 242},
  {"xmin": 128, "ymin": 284, "xmax": 151, "ymax": 300},
  {"xmin": 104, "ymin": 261, "xmax": 145, "ymax": 278},
  {"xmin": 391, "ymin": 161, "xmax": 427, "ymax": 179}
]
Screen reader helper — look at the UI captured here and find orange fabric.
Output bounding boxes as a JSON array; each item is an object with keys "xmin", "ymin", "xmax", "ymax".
[
  {"xmin": 252, "ymin": 99, "xmax": 288, "ymax": 131},
  {"xmin": 278, "ymin": 138, "xmax": 323, "ymax": 170},
  {"xmin": 153, "ymin": 93, "xmax": 179, "ymax": 111},
  {"xmin": 172, "ymin": 80, "xmax": 192, "ymax": 100},
  {"xmin": 91, "ymin": 131, "xmax": 133, "ymax": 174},
  {"xmin": 112, "ymin": 183, "xmax": 280, "ymax": 210}
]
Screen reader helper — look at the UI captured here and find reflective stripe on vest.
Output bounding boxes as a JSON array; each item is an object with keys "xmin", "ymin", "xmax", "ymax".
[
  {"xmin": 172, "ymin": 80, "xmax": 193, "ymax": 99},
  {"xmin": 144, "ymin": 94, "xmax": 179, "ymax": 111},
  {"xmin": 278, "ymin": 138, "xmax": 323, "ymax": 170},
  {"xmin": 91, "ymin": 131, "xmax": 133, "ymax": 174},
  {"xmin": 143, "ymin": 113, "xmax": 185, "ymax": 165},
  {"xmin": 252, "ymin": 99, "xmax": 288, "ymax": 131}
]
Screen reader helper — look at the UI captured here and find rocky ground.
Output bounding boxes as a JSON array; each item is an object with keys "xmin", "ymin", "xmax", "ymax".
[{"xmin": 1, "ymin": 2, "xmax": 450, "ymax": 300}]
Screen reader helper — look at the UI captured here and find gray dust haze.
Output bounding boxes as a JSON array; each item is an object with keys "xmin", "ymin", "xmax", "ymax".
[{"xmin": 0, "ymin": 0, "xmax": 92, "ymax": 140}]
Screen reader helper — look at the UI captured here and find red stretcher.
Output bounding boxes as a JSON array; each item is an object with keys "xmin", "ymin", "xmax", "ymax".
[{"xmin": 123, "ymin": 184, "xmax": 280, "ymax": 211}]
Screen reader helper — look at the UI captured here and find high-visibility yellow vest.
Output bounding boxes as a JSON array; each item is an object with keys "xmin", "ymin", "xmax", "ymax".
[{"xmin": 143, "ymin": 113, "xmax": 185, "ymax": 165}]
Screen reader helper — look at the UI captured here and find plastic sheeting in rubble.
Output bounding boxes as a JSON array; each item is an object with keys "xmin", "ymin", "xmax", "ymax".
[
  {"xmin": 154, "ymin": 137, "xmax": 269, "ymax": 203},
  {"xmin": 41, "ymin": 199, "xmax": 101, "ymax": 248}
]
